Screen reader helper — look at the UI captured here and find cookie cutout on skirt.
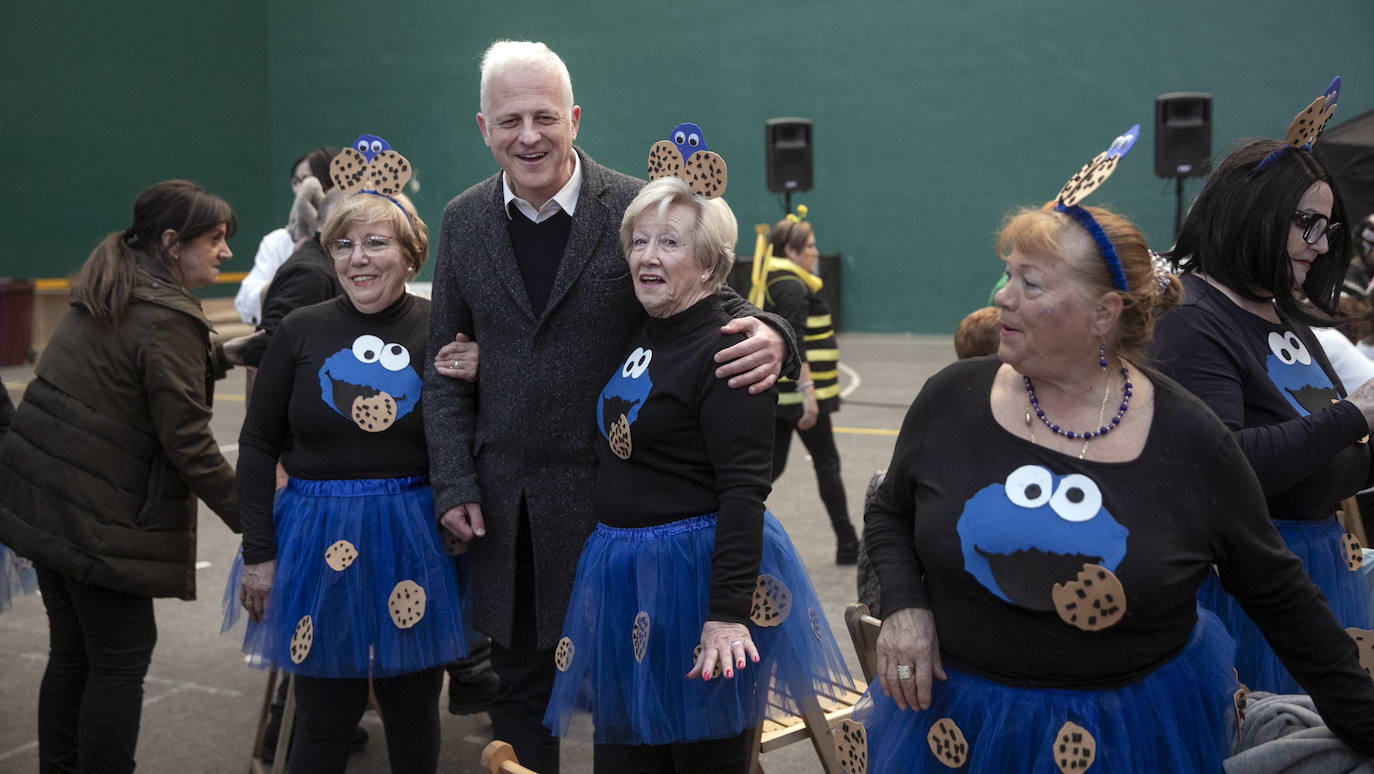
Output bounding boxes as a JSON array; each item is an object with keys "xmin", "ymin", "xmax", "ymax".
[
  {"xmin": 750, "ymin": 574, "xmax": 793, "ymax": 627},
  {"xmin": 323, "ymin": 539, "xmax": 358, "ymax": 572},
  {"xmin": 632, "ymin": 611, "xmax": 651, "ymax": 664},
  {"xmin": 834, "ymin": 719, "xmax": 868, "ymax": 774},
  {"xmin": 1053, "ymin": 720, "xmax": 1096, "ymax": 774},
  {"xmin": 351, "ymin": 392, "xmax": 397, "ymax": 432},
  {"xmin": 809, "ymin": 607, "xmax": 824, "ymax": 643},
  {"xmin": 926, "ymin": 717, "xmax": 969, "ymax": 768},
  {"xmin": 289, "ymin": 615, "xmax": 314, "ymax": 664},
  {"xmin": 388, "ymin": 579, "xmax": 427, "ymax": 629},
  {"xmin": 609, "ymin": 413, "xmax": 632, "ymax": 460},
  {"xmin": 691, "ymin": 644, "xmax": 722, "ymax": 679},
  {"xmin": 1343, "ymin": 532, "xmax": 1364, "ymax": 571},
  {"xmin": 1052, "ymin": 563, "xmax": 1126, "ymax": 631},
  {"xmin": 441, "ymin": 529, "xmax": 468, "ymax": 556},
  {"xmin": 555, "ymin": 636, "xmax": 575, "ymax": 672},
  {"xmin": 1346, "ymin": 627, "xmax": 1374, "ymax": 678},
  {"xmin": 647, "ymin": 140, "xmax": 685, "ymax": 182}
]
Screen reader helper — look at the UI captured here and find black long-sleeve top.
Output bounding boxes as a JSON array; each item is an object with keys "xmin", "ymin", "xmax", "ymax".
[
  {"xmin": 237, "ymin": 293, "xmax": 429, "ymax": 563},
  {"xmin": 242, "ymin": 238, "xmax": 341, "ymax": 368},
  {"xmin": 591, "ymin": 297, "xmax": 775, "ymax": 624},
  {"xmin": 1152, "ymin": 273, "xmax": 1372, "ymax": 519},
  {"xmin": 865, "ymin": 356, "xmax": 1374, "ymax": 755}
]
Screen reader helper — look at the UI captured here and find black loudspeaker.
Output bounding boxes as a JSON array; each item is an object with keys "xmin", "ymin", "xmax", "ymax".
[
  {"xmin": 1155, "ymin": 93, "xmax": 1212, "ymax": 178},
  {"xmin": 766, "ymin": 118, "xmax": 813, "ymax": 193}
]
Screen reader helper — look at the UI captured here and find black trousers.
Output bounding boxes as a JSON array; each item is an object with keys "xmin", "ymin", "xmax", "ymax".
[
  {"xmin": 35, "ymin": 565, "xmax": 157, "ymax": 774},
  {"xmin": 488, "ymin": 501, "xmax": 633, "ymax": 774},
  {"xmin": 771, "ymin": 413, "xmax": 852, "ymax": 535},
  {"xmin": 627, "ymin": 728, "xmax": 755, "ymax": 774},
  {"xmin": 289, "ymin": 667, "xmax": 444, "ymax": 774}
]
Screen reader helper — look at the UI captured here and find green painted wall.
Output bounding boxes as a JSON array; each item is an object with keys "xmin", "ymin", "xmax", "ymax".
[
  {"xmin": 6, "ymin": 1, "xmax": 1373, "ymax": 328},
  {"xmin": 0, "ymin": 0, "xmax": 273, "ymax": 298}
]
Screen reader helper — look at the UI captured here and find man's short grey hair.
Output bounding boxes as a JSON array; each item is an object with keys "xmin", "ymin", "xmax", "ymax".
[{"xmin": 479, "ymin": 40, "xmax": 574, "ymax": 115}]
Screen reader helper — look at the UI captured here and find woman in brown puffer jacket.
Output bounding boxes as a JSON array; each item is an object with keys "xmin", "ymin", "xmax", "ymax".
[{"xmin": 0, "ymin": 179, "xmax": 244, "ymax": 774}]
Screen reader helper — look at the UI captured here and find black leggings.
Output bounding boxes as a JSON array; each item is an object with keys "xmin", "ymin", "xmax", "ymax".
[
  {"xmin": 627, "ymin": 728, "xmax": 755, "ymax": 774},
  {"xmin": 35, "ymin": 565, "xmax": 157, "ymax": 774},
  {"xmin": 771, "ymin": 413, "xmax": 851, "ymax": 533},
  {"xmin": 289, "ymin": 666, "xmax": 444, "ymax": 774}
]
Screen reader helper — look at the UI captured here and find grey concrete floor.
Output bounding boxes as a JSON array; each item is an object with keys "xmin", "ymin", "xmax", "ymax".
[{"xmin": 0, "ymin": 332, "xmax": 957, "ymax": 773}]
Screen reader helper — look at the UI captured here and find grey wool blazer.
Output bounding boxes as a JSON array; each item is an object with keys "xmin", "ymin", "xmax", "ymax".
[{"xmin": 424, "ymin": 149, "xmax": 795, "ymax": 649}]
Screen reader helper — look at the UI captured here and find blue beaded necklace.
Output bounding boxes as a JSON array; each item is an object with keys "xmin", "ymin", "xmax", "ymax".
[{"xmin": 1023, "ymin": 359, "xmax": 1132, "ymax": 458}]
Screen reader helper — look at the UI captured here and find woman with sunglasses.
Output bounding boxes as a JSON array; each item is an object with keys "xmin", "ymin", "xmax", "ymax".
[{"xmin": 1152, "ymin": 137, "xmax": 1374, "ymax": 695}]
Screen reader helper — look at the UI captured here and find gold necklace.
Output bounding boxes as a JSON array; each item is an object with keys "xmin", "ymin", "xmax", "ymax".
[{"xmin": 1026, "ymin": 364, "xmax": 1117, "ymax": 459}]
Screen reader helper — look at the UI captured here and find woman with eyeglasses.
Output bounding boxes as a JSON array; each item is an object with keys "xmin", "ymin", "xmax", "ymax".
[
  {"xmin": 1152, "ymin": 137, "xmax": 1374, "ymax": 695},
  {"xmin": 230, "ymin": 185, "xmax": 469, "ymax": 773}
]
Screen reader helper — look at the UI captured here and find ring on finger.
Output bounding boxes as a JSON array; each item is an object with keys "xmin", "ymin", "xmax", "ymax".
[
  {"xmin": 729, "ymin": 640, "xmax": 742, "ymax": 648},
  {"xmin": 452, "ymin": 361, "xmax": 458, "ymax": 369},
  {"xmin": 895, "ymin": 664, "xmax": 913, "ymax": 680}
]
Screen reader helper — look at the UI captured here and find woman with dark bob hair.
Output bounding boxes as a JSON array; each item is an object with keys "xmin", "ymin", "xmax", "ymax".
[
  {"xmin": 0, "ymin": 179, "xmax": 245, "ymax": 772},
  {"xmin": 1152, "ymin": 130, "xmax": 1374, "ymax": 696}
]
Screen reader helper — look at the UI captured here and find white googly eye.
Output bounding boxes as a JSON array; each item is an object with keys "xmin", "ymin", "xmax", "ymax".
[
  {"xmin": 370, "ymin": 140, "xmax": 384, "ymax": 154},
  {"xmin": 352, "ymin": 335, "xmax": 385, "ymax": 363},
  {"xmin": 1005, "ymin": 465, "xmax": 1053, "ymax": 509},
  {"xmin": 1049, "ymin": 474, "xmax": 1102, "ymax": 523},
  {"xmin": 621, "ymin": 347, "xmax": 652, "ymax": 379},
  {"xmin": 379, "ymin": 342, "xmax": 410, "ymax": 372},
  {"xmin": 673, "ymin": 131, "xmax": 686, "ymax": 145},
  {"xmin": 688, "ymin": 133, "xmax": 700, "ymax": 148},
  {"xmin": 355, "ymin": 140, "xmax": 369, "ymax": 153},
  {"xmin": 1267, "ymin": 331, "xmax": 1310, "ymax": 365}
]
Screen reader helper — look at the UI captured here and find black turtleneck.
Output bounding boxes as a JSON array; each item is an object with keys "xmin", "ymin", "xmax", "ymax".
[
  {"xmin": 238, "ymin": 292, "xmax": 430, "ymax": 563},
  {"xmin": 591, "ymin": 296, "xmax": 776, "ymax": 623},
  {"xmin": 508, "ymin": 207, "xmax": 572, "ymax": 315}
]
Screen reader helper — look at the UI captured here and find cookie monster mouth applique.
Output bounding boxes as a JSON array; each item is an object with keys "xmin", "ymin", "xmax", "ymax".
[
  {"xmin": 318, "ymin": 334, "xmax": 421, "ymax": 432},
  {"xmin": 957, "ymin": 465, "xmax": 1130, "ymax": 630},
  {"xmin": 1265, "ymin": 330, "xmax": 1338, "ymax": 415},
  {"xmin": 597, "ymin": 347, "xmax": 653, "ymax": 460}
]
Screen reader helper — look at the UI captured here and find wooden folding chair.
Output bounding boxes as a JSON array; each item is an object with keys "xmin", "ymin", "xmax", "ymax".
[
  {"xmin": 248, "ymin": 670, "xmax": 296, "ymax": 774},
  {"xmin": 844, "ymin": 602, "xmax": 881, "ymax": 685},
  {"xmin": 482, "ymin": 740, "xmax": 541, "ymax": 774}
]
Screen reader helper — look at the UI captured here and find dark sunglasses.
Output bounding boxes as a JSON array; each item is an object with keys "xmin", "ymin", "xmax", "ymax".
[{"xmin": 1293, "ymin": 211, "xmax": 1342, "ymax": 246}]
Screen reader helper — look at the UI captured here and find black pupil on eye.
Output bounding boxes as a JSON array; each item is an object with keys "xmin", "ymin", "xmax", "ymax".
[
  {"xmin": 675, "ymin": 133, "xmax": 685, "ymax": 143},
  {"xmin": 388, "ymin": 345, "xmax": 401, "ymax": 355},
  {"xmin": 689, "ymin": 136, "xmax": 698, "ymax": 146},
  {"xmin": 1279, "ymin": 348, "xmax": 1290, "ymax": 360},
  {"xmin": 363, "ymin": 349, "xmax": 376, "ymax": 359},
  {"xmin": 1024, "ymin": 484, "xmax": 1042, "ymax": 500},
  {"xmin": 1066, "ymin": 487, "xmax": 1084, "ymax": 504}
]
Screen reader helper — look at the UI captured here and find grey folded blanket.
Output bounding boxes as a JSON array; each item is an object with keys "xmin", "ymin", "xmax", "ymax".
[{"xmin": 1224, "ymin": 692, "xmax": 1374, "ymax": 774}]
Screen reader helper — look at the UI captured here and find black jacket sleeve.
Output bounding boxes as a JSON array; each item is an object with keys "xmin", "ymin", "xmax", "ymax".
[
  {"xmin": 244, "ymin": 261, "xmax": 338, "ymax": 368},
  {"xmin": 717, "ymin": 283, "xmax": 802, "ymax": 380}
]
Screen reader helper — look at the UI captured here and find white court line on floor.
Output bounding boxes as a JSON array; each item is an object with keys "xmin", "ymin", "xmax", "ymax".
[
  {"xmin": 0, "ymin": 741, "xmax": 37, "ymax": 762},
  {"xmin": 838, "ymin": 362, "xmax": 860, "ymax": 399}
]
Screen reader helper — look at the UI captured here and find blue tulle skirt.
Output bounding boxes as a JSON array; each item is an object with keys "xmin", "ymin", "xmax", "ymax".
[
  {"xmin": 543, "ymin": 511, "xmax": 853, "ymax": 745},
  {"xmin": 1198, "ymin": 516, "xmax": 1373, "ymax": 694},
  {"xmin": 0, "ymin": 542, "xmax": 38, "ymax": 612},
  {"xmin": 220, "ymin": 476, "xmax": 467, "ymax": 678},
  {"xmin": 851, "ymin": 609, "xmax": 1240, "ymax": 773}
]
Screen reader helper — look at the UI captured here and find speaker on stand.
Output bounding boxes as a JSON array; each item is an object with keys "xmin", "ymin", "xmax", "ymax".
[
  {"xmin": 1154, "ymin": 93, "xmax": 1212, "ymax": 240},
  {"xmin": 765, "ymin": 117, "xmax": 813, "ymax": 214}
]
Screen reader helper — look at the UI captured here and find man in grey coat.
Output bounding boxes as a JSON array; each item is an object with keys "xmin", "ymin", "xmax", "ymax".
[{"xmin": 424, "ymin": 40, "xmax": 795, "ymax": 773}]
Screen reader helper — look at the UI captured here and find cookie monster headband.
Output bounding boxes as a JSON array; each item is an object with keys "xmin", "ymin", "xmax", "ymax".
[
  {"xmin": 1250, "ymin": 76, "xmax": 1340, "ymax": 178},
  {"xmin": 646, "ymin": 121, "xmax": 728, "ymax": 199},
  {"xmin": 1046, "ymin": 125, "xmax": 1140, "ymax": 292},
  {"xmin": 329, "ymin": 133, "xmax": 413, "ymax": 220}
]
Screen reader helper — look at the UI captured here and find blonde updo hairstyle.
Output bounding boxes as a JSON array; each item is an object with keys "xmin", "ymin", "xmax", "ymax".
[
  {"xmin": 996, "ymin": 205, "xmax": 1181, "ymax": 362},
  {"xmin": 319, "ymin": 192, "xmax": 429, "ymax": 273}
]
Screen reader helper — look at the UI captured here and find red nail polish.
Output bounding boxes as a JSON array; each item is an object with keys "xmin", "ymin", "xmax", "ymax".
[
  {"xmin": 737, "ymin": 659, "xmax": 745, "ymax": 669},
  {"xmin": 725, "ymin": 670, "xmax": 733, "ymax": 679}
]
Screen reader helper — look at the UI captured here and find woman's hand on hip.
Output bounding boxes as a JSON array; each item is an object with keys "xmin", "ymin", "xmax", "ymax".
[
  {"xmin": 876, "ymin": 606, "xmax": 946, "ymax": 711},
  {"xmin": 240, "ymin": 559, "xmax": 276, "ymax": 624},
  {"xmin": 687, "ymin": 620, "xmax": 759, "ymax": 681}
]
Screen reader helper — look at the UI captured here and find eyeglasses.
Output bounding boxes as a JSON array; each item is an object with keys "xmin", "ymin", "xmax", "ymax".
[
  {"xmin": 329, "ymin": 234, "xmax": 394, "ymax": 260},
  {"xmin": 1293, "ymin": 211, "xmax": 1343, "ymax": 246}
]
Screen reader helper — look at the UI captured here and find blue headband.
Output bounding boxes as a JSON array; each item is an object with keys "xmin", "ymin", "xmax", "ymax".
[{"xmin": 1056, "ymin": 203, "xmax": 1129, "ymax": 292}]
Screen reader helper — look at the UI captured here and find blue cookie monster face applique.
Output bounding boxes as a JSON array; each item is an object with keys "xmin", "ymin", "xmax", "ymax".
[
  {"xmin": 318, "ymin": 334, "xmax": 422, "ymax": 433},
  {"xmin": 956, "ymin": 465, "xmax": 1129, "ymax": 611},
  {"xmin": 597, "ymin": 347, "xmax": 653, "ymax": 460},
  {"xmin": 1265, "ymin": 330, "xmax": 1337, "ymax": 415}
]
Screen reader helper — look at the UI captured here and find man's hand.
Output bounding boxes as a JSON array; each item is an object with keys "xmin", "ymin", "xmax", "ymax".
[
  {"xmin": 440, "ymin": 502, "xmax": 485, "ymax": 541},
  {"xmin": 715, "ymin": 317, "xmax": 784, "ymax": 394}
]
